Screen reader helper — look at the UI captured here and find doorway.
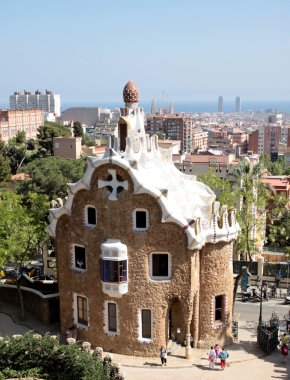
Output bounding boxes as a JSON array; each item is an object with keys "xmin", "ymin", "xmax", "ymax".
[
  {"xmin": 119, "ymin": 122, "xmax": 127, "ymax": 151},
  {"xmin": 168, "ymin": 298, "xmax": 184, "ymax": 344}
]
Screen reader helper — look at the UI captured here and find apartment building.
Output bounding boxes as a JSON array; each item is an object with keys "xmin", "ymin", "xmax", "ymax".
[
  {"xmin": 248, "ymin": 125, "xmax": 290, "ymax": 154},
  {"xmin": 146, "ymin": 114, "xmax": 195, "ymax": 152},
  {"xmin": 0, "ymin": 109, "xmax": 43, "ymax": 142},
  {"xmin": 10, "ymin": 90, "xmax": 61, "ymax": 117}
]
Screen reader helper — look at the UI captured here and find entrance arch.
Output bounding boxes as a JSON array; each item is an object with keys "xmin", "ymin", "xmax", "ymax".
[{"xmin": 167, "ymin": 297, "xmax": 184, "ymax": 344}]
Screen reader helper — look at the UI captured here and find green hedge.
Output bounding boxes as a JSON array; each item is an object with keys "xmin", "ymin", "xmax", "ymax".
[{"xmin": 0, "ymin": 333, "xmax": 123, "ymax": 380}]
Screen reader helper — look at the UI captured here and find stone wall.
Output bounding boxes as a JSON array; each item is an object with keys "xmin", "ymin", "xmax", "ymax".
[
  {"xmin": 0, "ymin": 286, "xmax": 59, "ymax": 325},
  {"xmin": 55, "ymin": 163, "xmax": 233, "ymax": 356},
  {"xmin": 198, "ymin": 241, "xmax": 233, "ymax": 348}
]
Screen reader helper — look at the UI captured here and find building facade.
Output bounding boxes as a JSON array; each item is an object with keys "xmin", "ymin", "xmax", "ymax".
[
  {"xmin": 0, "ymin": 109, "xmax": 43, "ymax": 142},
  {"xmin": 10, "ymin": 90, "xmax": 61, "ymax": 117},
  {"xmin": 49, "ymin": 81, "xmax": 240, "ymax": 358},
  {"xmin": 248, "ymin": 125, "xmax": 290, "ymax": 155},
  {"xmin": 53, "ymin": 136, "xmax": 82, "ymax": 159},
  {"xmin": 146, "ymin": 114, "xmax": 196, "ymax": 152}
]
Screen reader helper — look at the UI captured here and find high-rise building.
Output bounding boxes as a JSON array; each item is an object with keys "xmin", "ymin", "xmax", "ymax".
[
  {"xmin": 235, "ymin": 96, "xmax": 241, "ymax": 113},
  {"xmin": 218, "ymin": 96, "xmax": 223, "ymax": 112},
  {"xmin": 10, "ymin": 89, "xmax": 61, "ymax": 117}
]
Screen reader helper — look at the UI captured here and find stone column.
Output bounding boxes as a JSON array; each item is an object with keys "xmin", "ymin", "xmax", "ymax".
[
  {"xmin": 185, "ymin": 321, "xmax": 192, "ymax": 359},
  {"xmin": 192, "ymin": 291, "xmax": 199, "ymax": 348}
]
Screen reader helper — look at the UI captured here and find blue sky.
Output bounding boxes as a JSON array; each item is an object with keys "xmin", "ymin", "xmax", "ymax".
[{"xmin": 1, "ymin": 0, "xmax": 290, "ymax": 103}]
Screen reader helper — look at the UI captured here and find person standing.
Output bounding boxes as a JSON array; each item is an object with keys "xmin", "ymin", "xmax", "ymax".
[
  {"xmin": 160, "ymin": 346, "xmax": 167, "ymax": 366},
  {"xmin": 281, "ymin": 343, "xmax": 288, "ymax": 364},
  {"xmin": 208, "ymin": 346, "xmax": 216, "ymax": 369},
  {"xmin": 218, "ymin": 347, "xmax": 229, "ymax": 370},
  {"xmin": 214, "ymin": 343, "xmax": 221, "ymax": 362}
]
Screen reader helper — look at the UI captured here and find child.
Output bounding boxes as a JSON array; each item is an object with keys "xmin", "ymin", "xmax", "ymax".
[
  {"xmin": 281, "ymin": 343, "xmax": 288, "ymax": 364},
  {"xmin": 208, "ymin": 346, "xmax": 216, "ymax": 369},
  {"xmin": 218, "ymin": 347, "xmax": 229, "ymax": 370}
]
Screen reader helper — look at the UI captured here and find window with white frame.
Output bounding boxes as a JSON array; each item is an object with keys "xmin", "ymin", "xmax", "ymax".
[
  {"xmin": 215, "ymin": 295, "xmax": 225, "ymax": 322},
  {"xmin": 149, "ymin": 252, "xmax": 171, "ymax": 280},
  {"xmin": 84, "ymin": 205, "xmax": 97, "ymax": 227},
  {"xmin": 76, "ymin": 295, "xmax": 88, "ymax": 326},
  {"xmin": 140, "ymin": 309, "xmax": 152, "ymax": 340},
  {"xmin": 133, "ymin": 209, "xmax": 149, "ymax": 231},
  {"xmin": 104, "ymin": 301, "xmax": 118, "ymax": 334},
  {"xmin": 73, "ymin": 245, "xmax": 86, "ymax": 271}
]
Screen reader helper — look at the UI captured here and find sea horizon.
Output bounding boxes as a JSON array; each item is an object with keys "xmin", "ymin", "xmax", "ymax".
[{"xmin": 0, "ymin": 99, "xmax": 289, "ymax": 114}]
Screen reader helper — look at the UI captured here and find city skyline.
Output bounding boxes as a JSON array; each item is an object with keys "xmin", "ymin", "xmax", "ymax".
[{"xmin": 1, "ymin": 0, "xmax": 290, "ymax": 104}]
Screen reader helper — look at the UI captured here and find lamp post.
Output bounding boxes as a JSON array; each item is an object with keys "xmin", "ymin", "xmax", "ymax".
[{"xmin": 259, "ymin": 281, "xmax": 263, "ymax": 326}]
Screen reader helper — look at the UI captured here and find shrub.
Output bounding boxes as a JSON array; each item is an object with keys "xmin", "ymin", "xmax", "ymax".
[{"xmin": 0, "ymin": 332, "xmax": 112, "ymax": 380}]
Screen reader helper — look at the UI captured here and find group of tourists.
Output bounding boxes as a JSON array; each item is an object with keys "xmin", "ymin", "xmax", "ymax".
[{"xmin": 208, "ymin": 344, "xmax": 229, "ymax": 370}]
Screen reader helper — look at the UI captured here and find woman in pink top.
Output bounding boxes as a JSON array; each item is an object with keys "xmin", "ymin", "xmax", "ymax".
[{"xmin": 215, "ymin": 343, "xmax": 221, "ymax": 361}]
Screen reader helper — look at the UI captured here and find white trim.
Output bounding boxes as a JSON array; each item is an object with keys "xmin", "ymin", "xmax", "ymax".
[
  {"xmin": 73, "ymin": 292, "xmax": 89, "ymax": 330},
  {"xmin": 137, "ymin": 308, "xmax": 153, "ymax": 343},
  {"xmin": 71, "ymin": 244, "xmax": 87, "ymax": 273},
  {"xmin": 133, "ymin": 208, "xmax": 149, "ymax": 232},
  {"xmin": 149, "ymin": 252, "xmax": 171, "ymax": 281},
  {"xmin": 84, "ymin": 205, "xmax": 97, "ymax": 228},
  {"xmin": 103, "ymin": 300, "xmax": 119, "ymax": 336}
]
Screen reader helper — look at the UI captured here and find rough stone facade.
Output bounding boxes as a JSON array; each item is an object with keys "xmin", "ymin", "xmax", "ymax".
[{"xmin": 49, "ymin": 82, "xmax": 239, "ymax": 357}]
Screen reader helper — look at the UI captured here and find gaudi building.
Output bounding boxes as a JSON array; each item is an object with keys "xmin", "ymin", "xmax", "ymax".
[{"xmin": 48, "ymin": 81, "xmax": 240, "ymax": 358}]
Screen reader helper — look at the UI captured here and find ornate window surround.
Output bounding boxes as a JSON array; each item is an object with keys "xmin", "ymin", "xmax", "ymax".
[{"xmin": 149, "ymin": 252, "xmax": 172, "ymax": 281}]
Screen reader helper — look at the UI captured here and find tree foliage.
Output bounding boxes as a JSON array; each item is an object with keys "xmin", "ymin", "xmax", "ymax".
[
  {"xmin": 37, "ymin": 122, "xmax": 71, "ymax": 155},
  {"xmin": 73, "ymin": 121, "xmax": 83, "ymax": 137},
  {"xmin": 0, "ymin": 332, "xmax": 113, "ymax": 380},
  {"xmin": 197, "ymin": 169, "xmax": 237, "ymax": 208},
  {"xmin": 0, "ymin": 155, "xmax": 11, "ymax": 184},
  {"xmin": 0, "ymin": 191, "xmax": 49, "ymax": 269},
  {"xmin": 17, "ymin": 156, "xmax": 87, "ymax": 199},
  {"xmin": 259, "ymin": 153, "xmax": 286, "ymax": 175}
]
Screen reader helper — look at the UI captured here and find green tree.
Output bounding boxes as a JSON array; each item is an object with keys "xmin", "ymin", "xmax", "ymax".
[
  {"xmin": 37, "ymin": 122, "xmax": 71, "ymax": 155},
  {"xmin": 0, "ymin": 155, "xmax": 11, "ymax": 184},
  {"xmin": 15, "ymin": 131, "xmax": 26, "ymax": 144},
  {"xmin": 17, "ymin": 156, "xmax": 87, "ymax": 199},
  {"xmin": 259, "ymin": 153, "xmax": 286, "ymax": 175},
  {"xmin": 73, "ymin": 121, "xmax": 83, "ymax": 137},
  {"xmin": 2, "ymin": 140, "xmax": 27, "ymax": 174},
  {"xmin": 0, "ymin": 191, "xmax": 49, "ymax": 319},
  {"xmin": 197, "ymin": 169, "xmax": 237, "ymax": 208},
  {"xmin": 82, "ymin": 133, "xmax": 96, "ymax": 146}
]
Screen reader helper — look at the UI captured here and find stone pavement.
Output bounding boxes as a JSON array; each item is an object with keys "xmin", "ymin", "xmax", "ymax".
[{"xmin": 0, "ymin": 297, "xmax": 289, "ymax": 380}]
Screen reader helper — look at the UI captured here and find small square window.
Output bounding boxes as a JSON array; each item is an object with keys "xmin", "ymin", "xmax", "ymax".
[
  {"xmin": 85, "ymin": 206, "xmax": 97, "ymax": 227},
  {"xmin": 133, "ymin": 209, "xmax": 149, "ymax": 231},
  {"xmin": 153, "ymin": 254, "xmax": 168, "ymax": 277},
  {"xmin": 150, "ymin": 253, "xmax": 171, "ymax": 280},
  {"xmin": 74, "ymin": 246, "xmax": 86, "ymax": 270}
]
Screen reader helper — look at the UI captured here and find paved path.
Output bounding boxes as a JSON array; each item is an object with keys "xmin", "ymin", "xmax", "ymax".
[{"xmin": 0, "ymin": 297, "xmax": 289, "ymax": 379}]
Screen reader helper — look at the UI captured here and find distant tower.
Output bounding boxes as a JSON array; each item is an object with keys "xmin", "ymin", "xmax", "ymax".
[
  {"xmin": 235, "ymin": 96, "xmax": 241, "ymax": 113},
  {"xmin": 218, "ymin": 96, "xmax": 223, "ymax": 112},
  {"xmin": 151, "ymin": 97, "xmax": 155, "ymax": 114},
  {"xmin": 169, "ymin": 99, "xmax": 174, "ymax": 115}
]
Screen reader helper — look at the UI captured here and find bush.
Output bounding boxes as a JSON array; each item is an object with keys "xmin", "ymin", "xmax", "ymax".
[{"xmin": 0, "ymin": 333, "xmax": 112, "ymax": 380}]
